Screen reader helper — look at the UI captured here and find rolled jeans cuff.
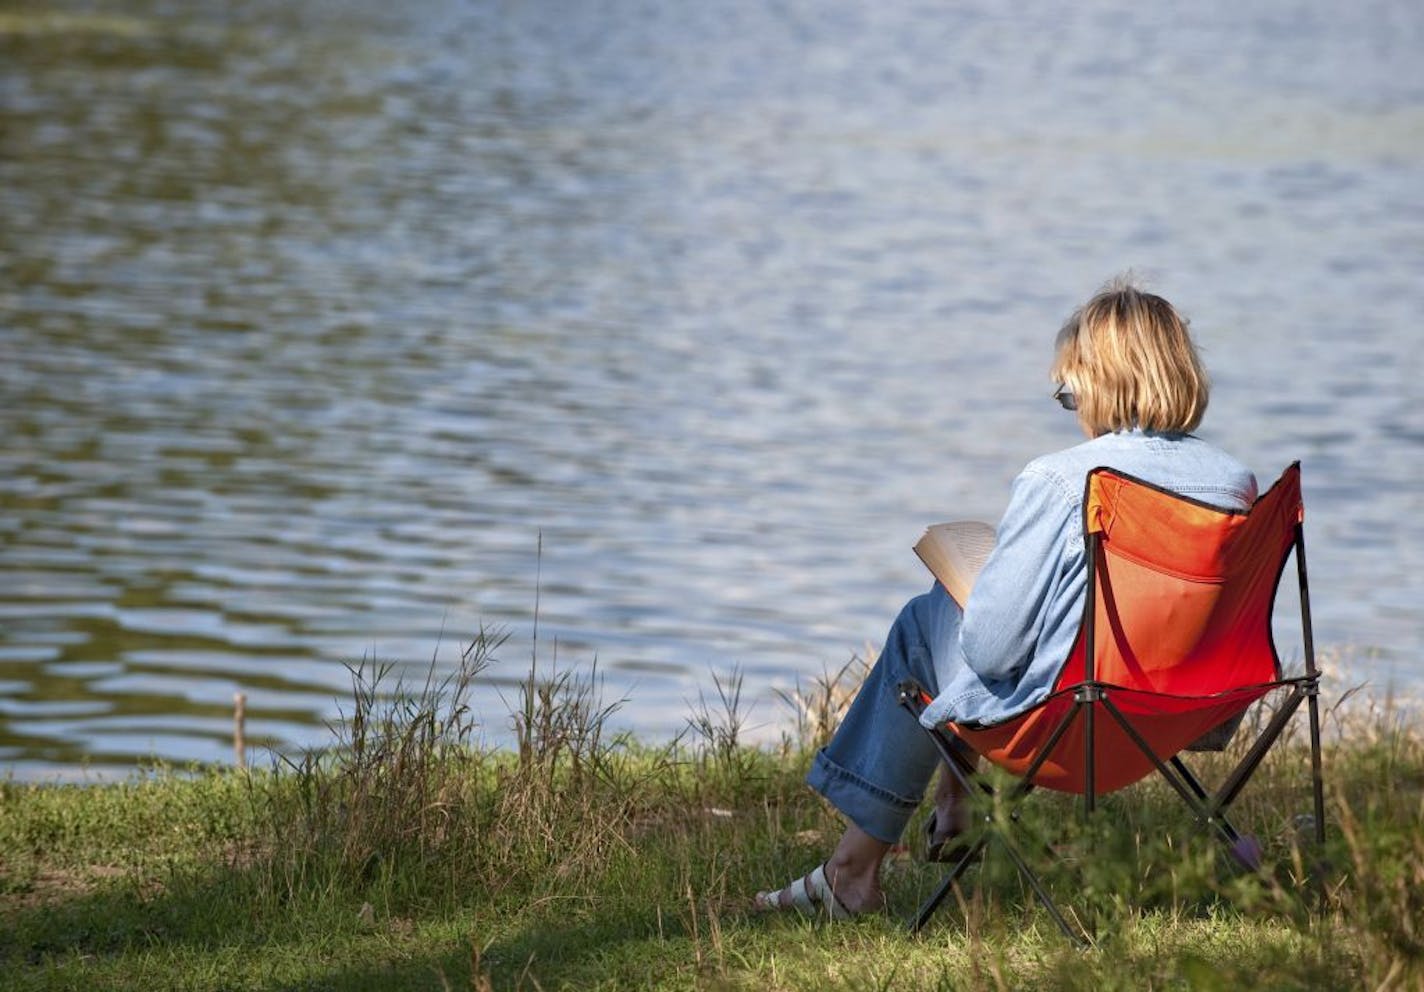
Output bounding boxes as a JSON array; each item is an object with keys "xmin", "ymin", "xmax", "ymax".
[{"xmin": 806, "ymin": 746, "xmax": 922, "ymax": 845}]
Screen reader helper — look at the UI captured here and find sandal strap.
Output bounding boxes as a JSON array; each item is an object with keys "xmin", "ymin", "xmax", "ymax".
[
  {"xmin": 756, "ymin": 862, "xmax": 855, "ymax": 919},
  {"xmin": 805, "ymin": 863, "xmax": 853, "ymax": 920},
  {"xmin": 786, "ymin": 870, "xmax": 817, "ymax": 912}
]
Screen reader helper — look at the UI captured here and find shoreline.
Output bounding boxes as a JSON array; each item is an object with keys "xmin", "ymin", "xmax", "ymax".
[{"xmin": 3, "ymin": 641, "xmax": 1419, "ymax": 786}]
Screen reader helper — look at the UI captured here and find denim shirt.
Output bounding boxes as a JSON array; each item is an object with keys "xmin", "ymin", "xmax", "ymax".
[{"xmin": 920, "ymin": 429, "xmax": 1258, "ymax": 729}]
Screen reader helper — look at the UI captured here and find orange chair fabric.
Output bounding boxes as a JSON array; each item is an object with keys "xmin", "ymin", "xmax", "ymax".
[{"xmin": 949, "ymin": 464, "xmax": 1303, "ymax": 794}]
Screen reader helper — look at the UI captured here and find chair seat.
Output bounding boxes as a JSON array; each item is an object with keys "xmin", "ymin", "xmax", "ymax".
[{"xmin": 952, "ymin": 682, "xmax": 1278, "ymax": 794}]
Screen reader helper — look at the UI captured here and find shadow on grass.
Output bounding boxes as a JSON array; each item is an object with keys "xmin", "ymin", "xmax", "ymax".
[
  {"xmin": 1, "ymin": 858, "xmax": 728, "ymax": 991},
  {"xmin": 0, "ymin": 811, "xmax": 1381, "ymax": 992}
]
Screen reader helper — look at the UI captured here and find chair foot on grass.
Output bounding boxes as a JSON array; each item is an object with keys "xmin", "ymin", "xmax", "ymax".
[{"xmin": 1229, "ymin": 834, "xmax": 1263, "ymax": 871}]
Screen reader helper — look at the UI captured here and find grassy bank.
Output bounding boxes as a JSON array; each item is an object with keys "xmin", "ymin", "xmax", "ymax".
[{"xmin": 1, "ymin": 639, "xmax": 1421, "ymax": 991}]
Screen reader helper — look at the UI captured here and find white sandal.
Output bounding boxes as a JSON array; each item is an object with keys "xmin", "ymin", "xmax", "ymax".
[{"xmin": 753, "ymin": 862, "xmax": 856, "ymax": 920}]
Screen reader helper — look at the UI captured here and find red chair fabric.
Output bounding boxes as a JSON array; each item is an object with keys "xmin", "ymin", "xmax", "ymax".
[{"xmin": 949, "ymin": 464, "xmax": 1304, "ymax": 794}]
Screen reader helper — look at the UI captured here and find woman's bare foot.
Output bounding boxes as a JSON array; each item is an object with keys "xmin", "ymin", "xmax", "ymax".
[{"xmin": 926, "ymin": 758, "xmax": 977, "ymax": 859}]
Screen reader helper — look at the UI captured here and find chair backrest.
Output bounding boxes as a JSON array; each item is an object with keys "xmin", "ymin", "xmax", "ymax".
[
  {"xmin": 1054, "ymin": 462, "xmax": 1303, "ymax": 697},
  {"xmin": 952, "ymin": 463, "xmax": 1306, "ymax": 794}
]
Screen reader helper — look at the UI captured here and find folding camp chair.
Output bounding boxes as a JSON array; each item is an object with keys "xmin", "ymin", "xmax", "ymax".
[{"xmin": 897, "ymin": 462, "xmax": 1325, "ymax": 945}]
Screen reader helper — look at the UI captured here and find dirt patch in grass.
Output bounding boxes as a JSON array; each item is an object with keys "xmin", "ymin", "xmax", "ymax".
[{"xmin": 0, "ymin": 864, "xmax": 165, "ymax": 915}]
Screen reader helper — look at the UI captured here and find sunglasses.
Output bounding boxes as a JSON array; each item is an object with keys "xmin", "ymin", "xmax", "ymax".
[{"xmin": 1053, "ymin": 384, "xmax": 1078, "ymax": 411}]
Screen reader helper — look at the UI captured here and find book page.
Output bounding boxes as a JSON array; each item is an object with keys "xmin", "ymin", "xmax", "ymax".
[{"xmin": 913, "ymin": 520, "xmax": 996, "ymax": 608}]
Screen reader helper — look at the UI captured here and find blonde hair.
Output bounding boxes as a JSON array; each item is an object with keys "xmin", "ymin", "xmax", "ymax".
[{"xmin": 1051, "ymin": 276, "xmax": 1209, "ymax": 435}]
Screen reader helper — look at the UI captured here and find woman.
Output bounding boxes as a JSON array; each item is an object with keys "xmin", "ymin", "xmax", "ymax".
[{"xmin": 755, "ymin": 277, "xmax": 1258, "ymax": 918}]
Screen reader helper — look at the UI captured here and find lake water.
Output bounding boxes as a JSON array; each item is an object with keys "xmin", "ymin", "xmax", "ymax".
[{"xmin": 3, "ymin": 0, "xmax": 1422, "ymax": 780}]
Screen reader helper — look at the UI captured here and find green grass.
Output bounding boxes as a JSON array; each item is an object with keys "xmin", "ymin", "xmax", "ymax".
[{"xmin": 1, "ymin": 638, "xmax": 1421, "ymax": 991}]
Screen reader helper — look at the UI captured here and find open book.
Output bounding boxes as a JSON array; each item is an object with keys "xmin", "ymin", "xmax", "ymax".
[{"xmin": 913, "ymin": 520, "xmax": 997, "ymax": 608}]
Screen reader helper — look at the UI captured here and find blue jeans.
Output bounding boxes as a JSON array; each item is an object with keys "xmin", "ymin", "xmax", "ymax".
[{"xmin": 806, "ymin": 585, "xmax": 967, "ymax": 844}]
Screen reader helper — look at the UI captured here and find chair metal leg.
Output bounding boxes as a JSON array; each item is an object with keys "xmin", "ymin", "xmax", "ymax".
[
  {"xmin": 1169, "ymin": 755, "xmax": 1209, "ymax": 801},
  {"xmin": 1171, "ymin": 754, "xmax": 1243, "ymax": 844},
  {"xmin": 899, "ymin": 681, "xmax": 1090, "ymax": 941},
  {"xmin": 1305, "ymin": 681, "xmax": 1327, "ymax": 846},
  {"xmin": 1099, "ymin": 698, "xmax": 1212, "ymax": 818},
  {"xmin": 1083, "ymin": 697, "xmax": 1097, "ymax": 817},
  {"xmin": 1214, "ymin": 686, "xmax": 1305, "ymax": 812},
  {"xmin": 994, "ymin": 823, "xmax": 1091, "ymax": 948},
  {"xmin": 910, "ymin": 834, "xmax": 990, "ymax": 933},
  {"xmin": 1294, "ymin": 524, "xmax": 1327, "ymax": 847},
  {"xmin": 1012, "ymin": 704, "xmax": 1082, "ymax": 795},
  {"xmin": 1105, "ymin": 686, "xmax": 1324, "ymax": 866}
]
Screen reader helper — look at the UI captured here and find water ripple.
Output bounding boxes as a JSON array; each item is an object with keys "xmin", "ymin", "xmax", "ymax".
[{"xmin": 2, "ymin": 0, "xmax": 1422, "ymax": 778}]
